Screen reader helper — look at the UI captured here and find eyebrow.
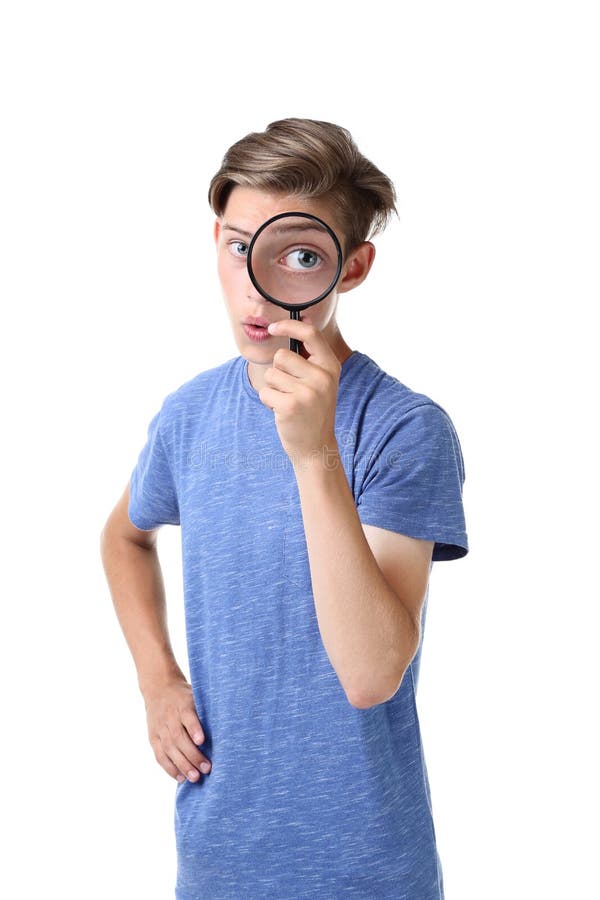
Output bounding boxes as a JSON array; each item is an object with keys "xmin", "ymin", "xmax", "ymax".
[
  {"xmin": 222, "ymin": 222, "xmax": 328, "ymax": 240},
  {"xmin": 222, "ymin": 224, "xmax": 253, "ymax": 239}
]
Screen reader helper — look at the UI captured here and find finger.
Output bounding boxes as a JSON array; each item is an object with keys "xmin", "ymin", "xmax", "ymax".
[
  {"xmin": 163, "ymin": 736, "xmax": 210, "ymax": 782},
  {"xmin": 264, "ymin": 364, "xmax": 296, "ymax": 393},
  {"xmin": 156, "ymin": 750, "xmax": 183, "ymax": 782},
  {"xmin": 271, "ymin": 347, "xmax": 309, "ymax": 378},
  {"xmin": 268, "ymin": 319, "xmax": 320, "ymax": 342},
  {"xmin": 257, "ymin": 385, "xmax": 281, "ymax": 411},
  {"xmin": 150, "ymin": 736, "xmax": 188, "ymax": 783},
  {"xmin": 268, "ymin": 320, "xmax": 337, "ymax": 373},
  {"xmin": 177, "ymin": 728, "xmax": 212, "ymax": 774},
  {"xmin": 181, "ymin": 708, "xmax": 205, "ymax": 746},
  {"xmin": 166, "ymin": 722, "xmax": 212, "ymax": 779}
]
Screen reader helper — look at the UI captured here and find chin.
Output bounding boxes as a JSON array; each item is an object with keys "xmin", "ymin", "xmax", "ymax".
[{"xmin": 237, "ymin": 341, "xmax": 273, "ymax": 364}]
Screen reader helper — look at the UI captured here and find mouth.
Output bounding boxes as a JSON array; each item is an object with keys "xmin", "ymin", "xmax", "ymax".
[
  {"xmin": 242, "ymin": 317, "xmax": 271, "ymax": 328},
  {"xmin": 242, "ymin": 318, "xmax": 273, "ymax": 343}
]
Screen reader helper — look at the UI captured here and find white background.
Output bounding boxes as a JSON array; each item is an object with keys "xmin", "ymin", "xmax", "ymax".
[{"xmin": 1, "ymin": 1, "xmax": 598, "ymax": 897}]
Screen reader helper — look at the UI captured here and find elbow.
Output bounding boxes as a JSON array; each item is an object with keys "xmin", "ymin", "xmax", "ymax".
[
  {"xmin": 99, "ymin": 524, "xmax": 114, "ymax": 570},
  {"xmin": 100, "ymin": 518, "xmax": 115, "ymax": 555},
  {"xmin": 347, "ymin": 628, "xmax": 420, "ymax": 710},
  {"xmin": 348, "ymin": 693, "xmax": 379, "ymax": 710},
  {"xmin": 347, "ymin": 669, "xmax": 407, "ymax": 709}
]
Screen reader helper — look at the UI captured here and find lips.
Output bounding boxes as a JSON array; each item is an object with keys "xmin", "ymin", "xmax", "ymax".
[{"xmin": 243, "ymin": 316, "xmax": 270, "ymax": 328}]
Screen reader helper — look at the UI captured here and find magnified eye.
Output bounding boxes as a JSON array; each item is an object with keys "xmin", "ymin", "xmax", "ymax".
[{"xmin": 284, "ymin": 248, "xmax": 322, "ymax": 270}]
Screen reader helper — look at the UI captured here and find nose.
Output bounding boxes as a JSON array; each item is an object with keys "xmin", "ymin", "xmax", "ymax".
[
  {"xmin": 244, "ymin": 267, "xmax": 264, "ymax": 302},
  {"xmin": 246, "ymin": 276, "xmax": 277, "ymax": 310}
]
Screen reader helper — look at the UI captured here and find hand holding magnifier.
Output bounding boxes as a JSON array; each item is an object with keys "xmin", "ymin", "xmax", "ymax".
[{"xmin": 247, "ymin": 212, "xmax": 344, "ymax": 355}]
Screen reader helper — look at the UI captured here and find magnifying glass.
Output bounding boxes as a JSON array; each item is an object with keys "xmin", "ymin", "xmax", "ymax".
[{"xmin": 247, "ymin": 211, "xmax": 344, "ymax": 355}]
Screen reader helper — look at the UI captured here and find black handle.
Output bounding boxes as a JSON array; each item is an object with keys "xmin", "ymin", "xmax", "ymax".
[{"xmin": 289, "ymin": 308, "xmax": 302, "ymax": 354}]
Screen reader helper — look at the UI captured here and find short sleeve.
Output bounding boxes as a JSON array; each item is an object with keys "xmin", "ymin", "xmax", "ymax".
[
  {"xmin": 356, "ymin": 402, "xmax": 468, "ymax": 561},
  {"xmin": 128, "ymin": 404, "xmax": 180, "ymax": 530}
]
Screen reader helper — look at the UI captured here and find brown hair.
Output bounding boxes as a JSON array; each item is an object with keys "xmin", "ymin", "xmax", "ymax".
[{"xmin": 208, "ymin": 118, "xmax": 398, "ymax": 257}]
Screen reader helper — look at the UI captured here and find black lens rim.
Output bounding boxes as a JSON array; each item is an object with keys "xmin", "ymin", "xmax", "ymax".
[{"xmin": 246, "ymin": 211, "xmax": 344, "ymax": 311}]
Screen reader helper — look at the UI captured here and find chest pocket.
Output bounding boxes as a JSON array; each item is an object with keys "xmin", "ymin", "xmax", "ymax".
[{"xmin": 282, "ymin": 482, "xmax": 312, "ymax": 588}]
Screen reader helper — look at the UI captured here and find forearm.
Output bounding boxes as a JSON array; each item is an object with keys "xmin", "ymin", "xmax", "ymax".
[
  {"xmin": 100, "ymin": 531, "xmax": 185, "ymax": 697},
  {"xmin": 292, "ymin": 442, "xmax": 418, "ymax": 707}
]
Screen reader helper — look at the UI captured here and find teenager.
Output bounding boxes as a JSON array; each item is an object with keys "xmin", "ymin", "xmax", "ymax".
[{"xmin": 101, "ymin": 117, "xmax": 469, "ymax": 899}]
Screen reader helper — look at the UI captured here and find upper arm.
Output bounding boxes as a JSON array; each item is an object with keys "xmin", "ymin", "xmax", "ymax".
[
  {"xmin": 361, "ymin": 522, "xmax": 434, "ymax": 639},
  {"xmin": 101, "ymin": 480, "xmax": 160, "ymax": 550},
  {"xmin": 356, "ymin": 401, "xmax": 468, "ymax": 562}
]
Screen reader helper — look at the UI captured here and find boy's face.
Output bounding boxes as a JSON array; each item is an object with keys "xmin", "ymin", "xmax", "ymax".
[{"xmin": 214, "ymin": 185, "xmax": 354, "ymax": 364}]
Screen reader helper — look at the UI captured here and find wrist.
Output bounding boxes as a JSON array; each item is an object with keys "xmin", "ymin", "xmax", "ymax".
[
  {"xmin": 138, "ymin": 660, "xmax": 186, "ymax": 700},
  {"xmin": 290, "ymin": 436, "xmax": 340, "ymax": 474}
]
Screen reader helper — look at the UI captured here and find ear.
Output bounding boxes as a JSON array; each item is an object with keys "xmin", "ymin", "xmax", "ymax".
[
  {"xmin": 214, "ymin": 218, "xmax": 221, "ymax": 246},
  {"xmin": 336, "ymin": 242, "xmax": 376, "ymax": 294}
]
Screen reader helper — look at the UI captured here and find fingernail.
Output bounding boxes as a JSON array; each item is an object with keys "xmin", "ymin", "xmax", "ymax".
[
  {"xmin": 193, "ymin": 732, "xmax": 203, "ymax": 743},
  {"xmin": 187, "ymin": 769, "xmax": 198, "ymax": 780},
  {"xmin": 200, "ymin": 762, "xmax": 211, "ymax": 774},
  {"xmin": 267, "ymin": 322, "xmax": 278, "ymax": 333},
  {"xmin": 176, "ymin": 774, "xmax": 185, "ymax": 783}
]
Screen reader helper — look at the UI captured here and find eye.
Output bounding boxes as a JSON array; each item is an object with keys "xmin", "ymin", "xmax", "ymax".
[
  {"xmin": 283, "ymin": 248, "xmax": 322, "ymax": 270},
  {"xmin": 228, "ymin": 240, "xmax": 249, "ymax": 258}
]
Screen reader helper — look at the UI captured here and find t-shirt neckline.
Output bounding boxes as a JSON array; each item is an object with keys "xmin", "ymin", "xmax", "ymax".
[{"xmin": 240, "ymin": 349, "xmax": 364, "ymax": 403}]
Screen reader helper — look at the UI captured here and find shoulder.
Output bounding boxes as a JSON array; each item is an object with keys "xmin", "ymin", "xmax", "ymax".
[
  {"xmin": 343, "ymin": 352, "xmax": 461, "ymax": 446},
  {"xmin": 156, "ymin": 355, "xmax": 242, "ymax": 425}
]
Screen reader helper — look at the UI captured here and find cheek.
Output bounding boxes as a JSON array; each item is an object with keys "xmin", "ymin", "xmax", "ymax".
[
  {"xmin": 217, "ymin": 257, "xmax": 239, "ymax": 298},
  {"xmin": 216, "ymin": 252, "xmax": 229, "ymax": 280}
]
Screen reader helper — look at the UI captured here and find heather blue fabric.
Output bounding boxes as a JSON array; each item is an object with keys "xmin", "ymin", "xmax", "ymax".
[{"xmin": 128, "ymin": 350, "xmax": 468, "ymax": 899}]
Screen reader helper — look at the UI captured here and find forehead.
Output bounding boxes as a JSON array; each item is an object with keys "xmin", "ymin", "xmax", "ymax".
[{"xmin": 221, "ymin": 185, "xmax": 342, "ymax": 239}]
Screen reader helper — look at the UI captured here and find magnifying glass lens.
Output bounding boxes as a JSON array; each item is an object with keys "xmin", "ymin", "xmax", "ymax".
[{"xmin": 249, "ymin": 215, "xmax": 340, "ymax": 305}]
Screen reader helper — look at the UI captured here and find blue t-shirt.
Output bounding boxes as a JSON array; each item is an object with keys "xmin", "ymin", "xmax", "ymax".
[{"xmin": 128, "ymin": 350, "xmax": 468, "ymax": 899}]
